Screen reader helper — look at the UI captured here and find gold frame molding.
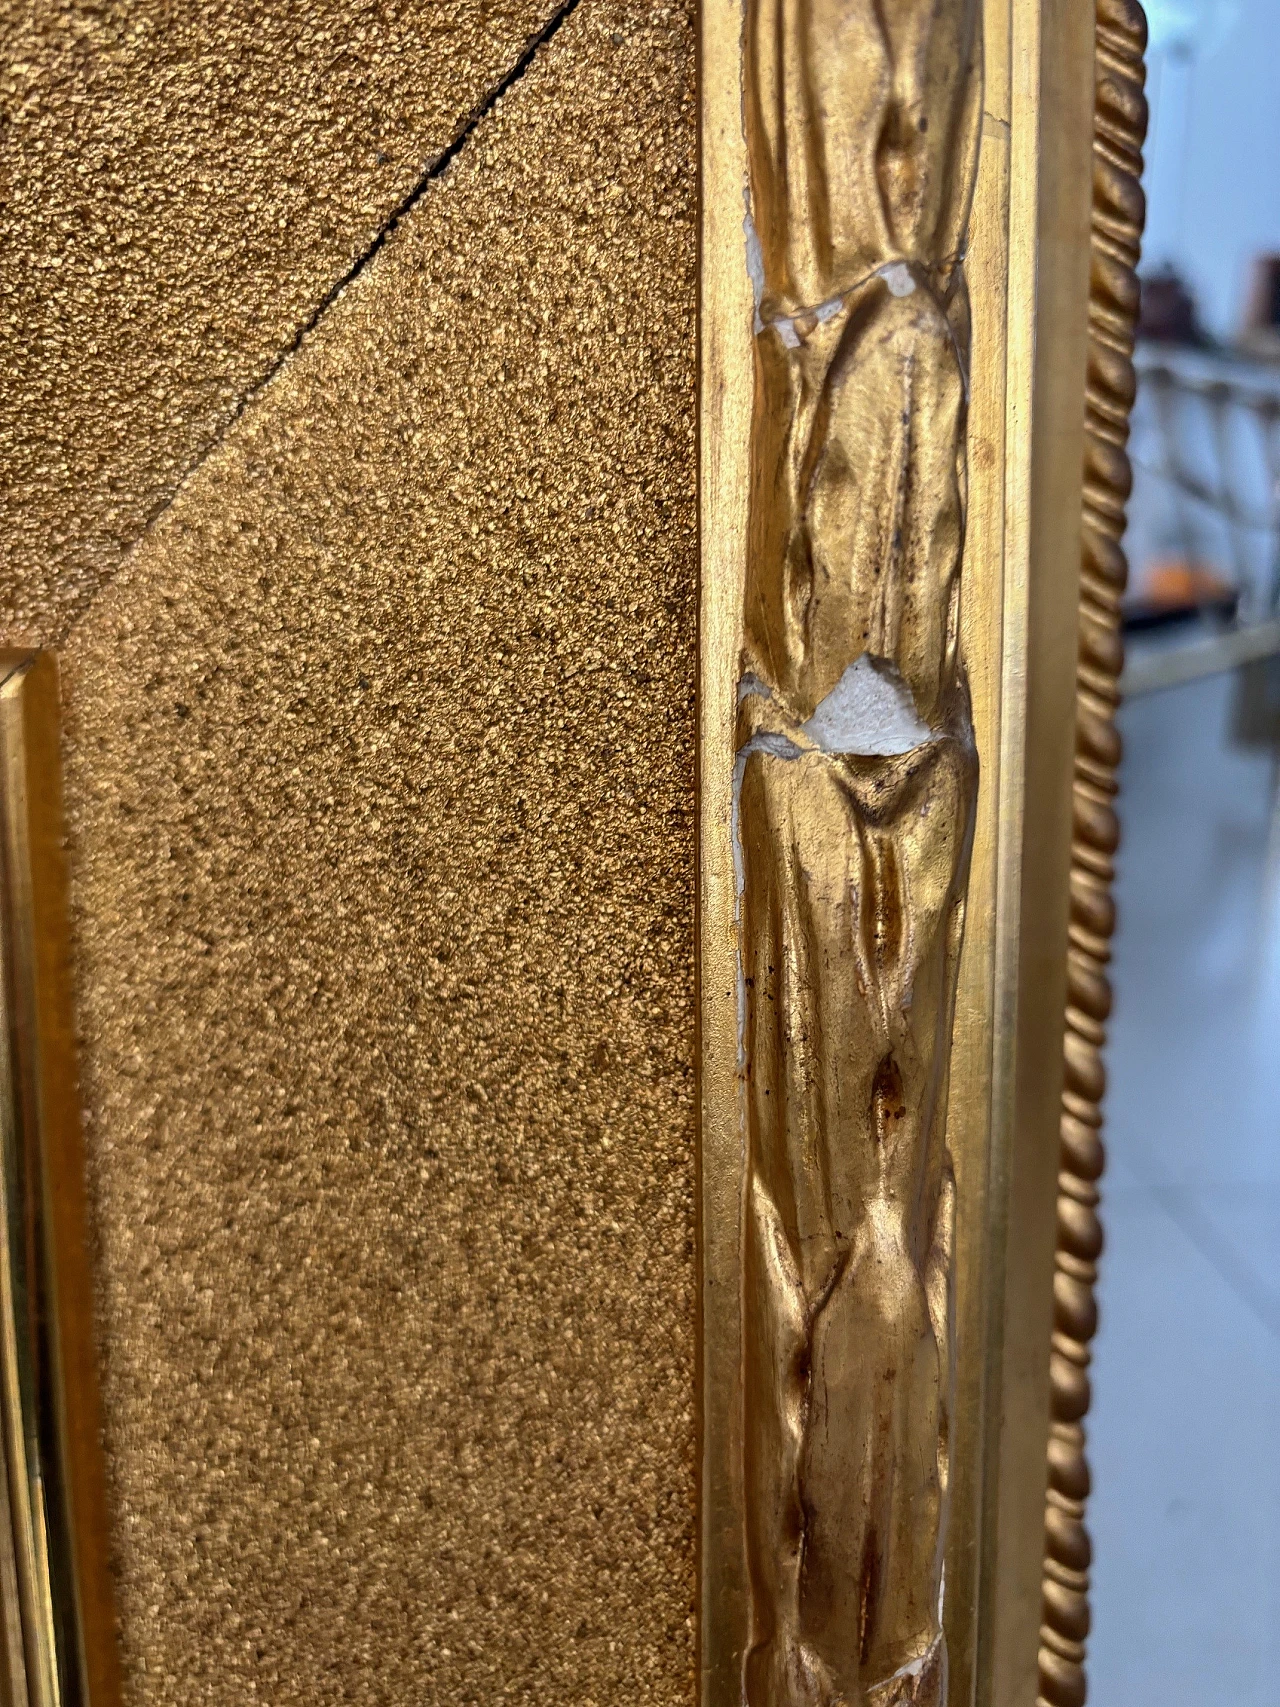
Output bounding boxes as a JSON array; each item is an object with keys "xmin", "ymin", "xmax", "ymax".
[
  {"xmin": 698, "ymin": 1, "xmax": 1146, "ymax": 1703},
  {"xmin": 0, "ymin": 653, "xmax": 117, "ymax": 1707},
  {"xmin": 1037, "ymin": 6, "xmax": 1147, "ymax": 1705},
  {"xmin": 3, "ymin": 0, "xmax": 1148, "ymax": 1695}
]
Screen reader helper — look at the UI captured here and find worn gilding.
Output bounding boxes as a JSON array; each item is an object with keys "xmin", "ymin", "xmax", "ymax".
[{"xmin": 727, "ymin": 3, "xmax": 983, "ymax": 1703}]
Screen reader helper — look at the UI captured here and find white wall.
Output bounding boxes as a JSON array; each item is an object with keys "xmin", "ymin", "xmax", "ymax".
[{"xmin": 1144, "ymin": 0, "xmax": 1280, "ymax": 341}]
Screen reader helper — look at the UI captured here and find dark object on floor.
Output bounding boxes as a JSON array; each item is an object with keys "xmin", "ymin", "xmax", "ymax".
[
  {"xmin": 1238, "ymin": 254, "xmax": 1280, "ymax": 360},
  {"xmin": 1138, "ymin": 264, "xmax": 1207, "ymax": 346},
  {"xmin": 1230, "ymin": 653, "xmax": 1280, "ymax": 745}
]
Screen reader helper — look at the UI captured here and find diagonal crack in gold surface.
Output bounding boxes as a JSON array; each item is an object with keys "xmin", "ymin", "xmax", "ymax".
[{"xmin": 63, "ymin": 0, "xmax": 589, "ymax": 643}]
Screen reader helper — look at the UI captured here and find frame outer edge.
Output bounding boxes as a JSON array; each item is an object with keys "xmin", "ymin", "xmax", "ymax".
[
  {"xmin": 985, "ymin": 0, "xmax": 1098, "ymax": 1700},
  {"xmin": 1036, "ymin": 6, "xmax": 1148, "ymax": 1705}
]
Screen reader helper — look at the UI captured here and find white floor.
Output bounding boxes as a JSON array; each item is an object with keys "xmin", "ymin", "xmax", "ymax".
[{"xmin": 1089, "ymin": 667, "xmax": 1280, "ymax": 1704}]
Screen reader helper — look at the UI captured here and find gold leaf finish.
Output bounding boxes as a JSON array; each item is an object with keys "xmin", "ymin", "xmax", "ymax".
[
  {"xmin": 0, "ymin": 654, "xmax": 118, "ymax": 1707},
  {"xmin": 1037, "ymin": 5, "xmax": 1147, "ymax": 1705},
  {"xmin": 736, "ymin": 5, "xmax": 982, "ymax": 1702},
  {"xmin": 0, "ymin": 0, "xmax": 557, "ymax": 640},
  {"xmin": 49, "ymin": 4, "xmax": 700, "ymax": 1699}
]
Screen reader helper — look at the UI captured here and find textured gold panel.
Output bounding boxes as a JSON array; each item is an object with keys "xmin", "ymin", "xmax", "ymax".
[
  {"xmin": 0, "ymin": 0, "xmax": 555, "ymax": 637},
  {"xmin": 54, "ymin": 2, "xmax": 697, "ymax": 1700}
]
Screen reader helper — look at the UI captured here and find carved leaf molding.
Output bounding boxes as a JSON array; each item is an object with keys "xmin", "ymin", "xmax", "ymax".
[{"xmin": 736, "ymin": 4, "xmax": 982, "ymax": 1703}]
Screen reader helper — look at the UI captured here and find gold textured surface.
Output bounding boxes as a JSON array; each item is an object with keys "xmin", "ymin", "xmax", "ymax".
[
  {"xmin": 0, "ymin": 0, "xmax": 553, "ymax": 639},
  {"xmin": 54, "ymin": 1, "xmax": 698, "ymax": 1698}
]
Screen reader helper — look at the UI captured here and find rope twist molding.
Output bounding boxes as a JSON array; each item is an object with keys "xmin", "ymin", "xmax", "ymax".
[{"xmin": 1038, "ymin": 6, "xmax": 1148, "ymax": 1703}]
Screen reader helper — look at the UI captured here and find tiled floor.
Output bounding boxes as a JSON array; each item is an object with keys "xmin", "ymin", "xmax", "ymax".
[{"xmin": 1089, "ymin": 666, "xmax": 1280, "ymax": 1704}]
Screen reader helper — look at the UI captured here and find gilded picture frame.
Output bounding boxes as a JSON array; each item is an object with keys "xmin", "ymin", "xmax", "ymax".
[
  {"xmin": 698, "ymin": 1, "xmax": 1146, "ymax": 1704},
  {"xmin": 2, "ymin": 0, "xmax": 1146, "ymax": 1700}
]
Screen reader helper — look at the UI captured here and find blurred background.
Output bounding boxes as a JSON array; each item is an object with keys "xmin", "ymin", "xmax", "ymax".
[{"xmin": 1088, "ymin": 1, "xmax": 1280, "ymax": 1700}]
